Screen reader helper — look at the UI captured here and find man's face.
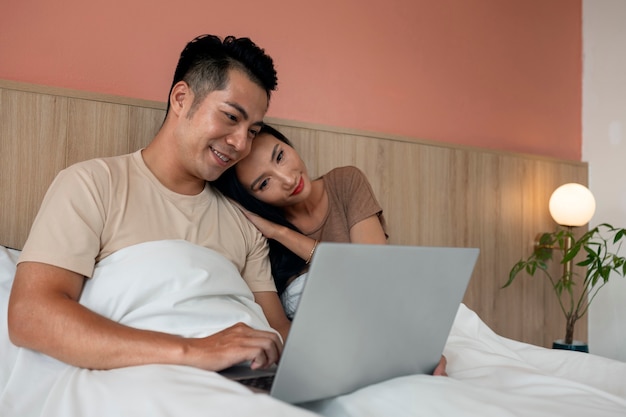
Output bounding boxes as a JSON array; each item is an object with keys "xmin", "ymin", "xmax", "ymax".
[{"xmin": 174, "ymin": 69, "xmax": 268, "ymax": 182}]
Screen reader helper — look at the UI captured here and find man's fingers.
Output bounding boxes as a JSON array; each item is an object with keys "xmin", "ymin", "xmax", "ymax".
[
  {"xmin": 239, "ymin": 328, "xmax": 281, "ymax": 368},
  {"xmin": 198, "ymin": 322, "xmax": 282, "ymax": 371}
]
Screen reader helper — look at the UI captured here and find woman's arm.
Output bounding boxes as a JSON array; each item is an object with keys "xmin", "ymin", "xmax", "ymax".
[
  {"xmin": 349, "ymin": 215, "xmax": 387, "ymax": 244},
  {"xmin": 238, "ymin": 206, "xmax": 318, "ymax": 262},
  {"xmin": 244, "ymin": 208, "xmax": 387, "ymax": 261}
]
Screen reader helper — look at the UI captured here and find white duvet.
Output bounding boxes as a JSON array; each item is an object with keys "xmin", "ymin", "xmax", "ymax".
[{"xmin": 1, "ymin": 241, "xmax": 625, "ymax": 417}]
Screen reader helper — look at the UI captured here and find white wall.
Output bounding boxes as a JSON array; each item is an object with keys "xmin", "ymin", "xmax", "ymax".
[{"xmin": 583, "ymin": 0, "xmax": 626, "ymax": 362}]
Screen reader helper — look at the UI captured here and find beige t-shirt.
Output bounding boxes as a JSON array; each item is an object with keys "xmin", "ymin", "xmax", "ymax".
[{"xmin": 19, "ymin": 150, "xmax": 275, "ymax": 292}]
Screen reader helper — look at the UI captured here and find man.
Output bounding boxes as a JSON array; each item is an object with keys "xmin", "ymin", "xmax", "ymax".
[{"xmin": 8, "ymin": 34, "xmax": 290, "ymax": 372}]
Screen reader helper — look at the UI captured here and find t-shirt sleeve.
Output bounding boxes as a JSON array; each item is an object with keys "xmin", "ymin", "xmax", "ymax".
[
  {"xmin": 18, "ymin": 161, "xmax": 109, "ymax": 277},
  {"xmin": 240, "ymin": 225, "xmax": 277, "ymax": 293},
  {"xmin": 221, "ymin": 197, "xmax": 277, "ymax": 293},
  {"xmin": 330, "ymin": 166, "xmax": 386, "ymax": 231}
]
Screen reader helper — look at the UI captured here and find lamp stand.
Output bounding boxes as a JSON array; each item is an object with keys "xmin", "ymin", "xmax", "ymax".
[{"xmin": 562, "ymin": 226, "xmax": 573, "ymax": 284}]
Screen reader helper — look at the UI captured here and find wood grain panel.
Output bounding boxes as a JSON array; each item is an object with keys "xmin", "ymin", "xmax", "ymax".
[
  {"xmin": 66, "ymin": 98, "xmax": 130, "ymax": 165},
  {"xmin": 272, "ymin": 120, "xmax": 589, "ymax": 346},
  {"xmin": 0, "ymin": 81, "xmax": 589, "ymax": 347},
  {"xmin": 129, "ymin": 106, "xmax": 165, "ymax": 151},
  {"xmin": 0, "ymin": 88, "xmax": 68, "ymax": 250}
]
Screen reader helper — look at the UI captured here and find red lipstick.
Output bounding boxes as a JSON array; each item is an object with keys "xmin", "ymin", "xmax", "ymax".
[{"xmin": 291, "ymin": 177, "xmax": 304, "ymax": 196}]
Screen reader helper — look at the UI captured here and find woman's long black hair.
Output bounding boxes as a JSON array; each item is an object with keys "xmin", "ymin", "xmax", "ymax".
[{"xmin": 211, "ymin": 124, "xmax": 307, "ymax": 295}]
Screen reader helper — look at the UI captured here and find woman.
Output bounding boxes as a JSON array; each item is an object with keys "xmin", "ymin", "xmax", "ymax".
[
  {"xmin": 213, "ymin": 126, "xmax": 448, "ymax": 377},
  {"xmin": 212, "ymin": 124, "xmax": 388, "ymax": 318}
]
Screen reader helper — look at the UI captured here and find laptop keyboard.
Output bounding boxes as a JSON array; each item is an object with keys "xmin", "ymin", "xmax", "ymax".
[{"xmin": 239, "ymin": 374, "xmax": 275, "ymax": 391}]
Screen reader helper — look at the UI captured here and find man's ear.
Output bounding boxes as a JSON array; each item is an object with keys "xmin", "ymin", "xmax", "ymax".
[{"xmin": 169, "ymin": 81, "xmax": 191, "ymax": 117}]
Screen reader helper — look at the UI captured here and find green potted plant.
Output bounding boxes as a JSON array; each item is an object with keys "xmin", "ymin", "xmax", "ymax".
[{"xmin": 504, "ymin": 223, "xmax": 626, "ymax": 351}]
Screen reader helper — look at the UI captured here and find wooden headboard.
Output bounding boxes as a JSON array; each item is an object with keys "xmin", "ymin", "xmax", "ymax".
[{"xmin": 0, "ymin": 79, "xmax": 588, "ymax": 348}]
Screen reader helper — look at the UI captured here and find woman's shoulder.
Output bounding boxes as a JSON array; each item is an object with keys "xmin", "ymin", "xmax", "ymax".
[
  {"xmin": 323, "ymin": 166, "xmax": 373, "ymax": 196},
  {"xmin": 324, "ymin": 165, "xmax": 365, "ymax": 180}
]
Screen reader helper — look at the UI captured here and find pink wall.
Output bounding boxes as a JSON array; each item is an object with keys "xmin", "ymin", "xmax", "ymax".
[{"xmin": 0, "ymin": 0, "xmax": 581, "ymax": 160}]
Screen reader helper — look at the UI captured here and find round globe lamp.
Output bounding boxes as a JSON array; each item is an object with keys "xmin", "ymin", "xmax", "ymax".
[{"xmin": 548, "ymin": 183, "xmax": 596, "ymax": 227}]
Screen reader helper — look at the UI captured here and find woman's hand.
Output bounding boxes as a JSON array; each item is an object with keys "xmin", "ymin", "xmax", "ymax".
[
  {"xmin": 433, "ymin": 355, "xmax": 448, "ymax": 376},
  {"xmin": 229, "ymin": 200, "xmax": 317, "ymax": 263},
  {"xmin": 231, "ymin": 201, "xmax": 281, "ymax": 239}
]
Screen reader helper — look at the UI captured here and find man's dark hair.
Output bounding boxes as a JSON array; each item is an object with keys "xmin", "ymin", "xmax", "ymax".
[
  {"xmin": 166, "ymin": 34, "xmax": 278, "ymax": 117},
  {"xmin": 211, "ymin": 124, "xmax": 306, "ymax": 296}
]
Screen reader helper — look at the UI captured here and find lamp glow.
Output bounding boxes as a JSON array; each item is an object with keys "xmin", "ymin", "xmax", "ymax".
[{"xmin": 548, "ymin": 183, "xmax": 596, "ymax": 227}]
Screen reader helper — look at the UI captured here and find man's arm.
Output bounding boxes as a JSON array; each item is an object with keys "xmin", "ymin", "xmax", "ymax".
[
  {"xmin": 8, "ymin": 262, "xmax": 282, "ymax": 371},
  {"xmin": 254, "ymin": 291, "xmax": 291, "ymax": 342}
]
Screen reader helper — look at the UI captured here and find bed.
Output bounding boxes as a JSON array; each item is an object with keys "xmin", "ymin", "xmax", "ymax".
[{"xmin": 1, "ymin": 80, "xmax": 625, "ymax": 416}]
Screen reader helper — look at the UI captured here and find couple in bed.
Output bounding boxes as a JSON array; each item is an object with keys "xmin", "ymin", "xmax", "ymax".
[{"xmin": 7, "ymin": 33, "xmax": 446, "ymax": 380}]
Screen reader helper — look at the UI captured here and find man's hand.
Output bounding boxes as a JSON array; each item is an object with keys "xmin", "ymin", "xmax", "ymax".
[{"xmin": 184, "ymin": 322, "xmax": 283, "ymax": 371}]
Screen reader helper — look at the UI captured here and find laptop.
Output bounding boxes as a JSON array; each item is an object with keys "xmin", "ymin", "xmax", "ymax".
[{"xmin": 220, "ymin": 242, "xmax": 479, "ymax": 404}]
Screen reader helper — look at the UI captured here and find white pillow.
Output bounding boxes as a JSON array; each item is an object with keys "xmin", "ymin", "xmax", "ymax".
[{"xmin": 0, "ymin": 245, "xmax": 21, "ymax": 389}]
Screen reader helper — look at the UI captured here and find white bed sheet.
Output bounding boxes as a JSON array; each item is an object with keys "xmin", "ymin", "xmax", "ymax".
[{"xmin": 1, "ymin": 242, "xmax": 625, "ymax": 417}]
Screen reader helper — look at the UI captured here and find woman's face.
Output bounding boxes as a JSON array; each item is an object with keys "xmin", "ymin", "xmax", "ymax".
[{"xmin": 235, "ymin": 132, "xmax": 310, "ymax": 206}]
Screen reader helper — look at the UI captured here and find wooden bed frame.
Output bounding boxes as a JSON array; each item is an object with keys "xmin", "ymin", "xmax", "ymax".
[{"xmin": 0, "ymin": 79, "xmax": 588, "ymax": 348}]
